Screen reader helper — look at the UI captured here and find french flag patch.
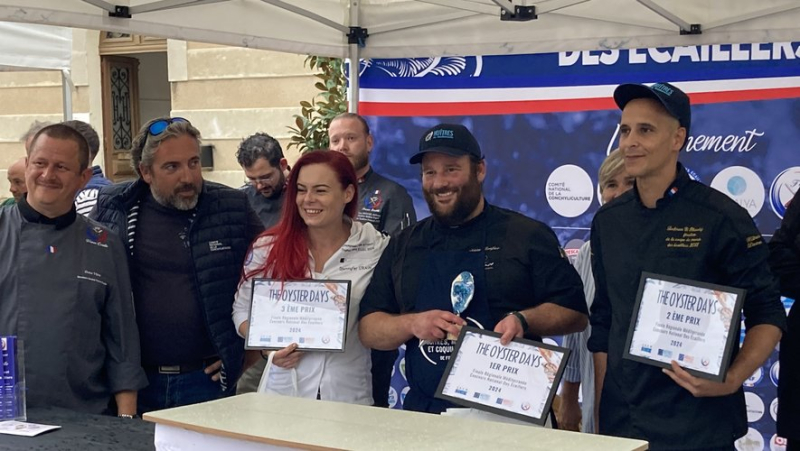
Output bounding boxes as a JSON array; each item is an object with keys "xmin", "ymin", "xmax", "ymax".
[{"xmin": 47, "ymin": 246, "xmax": 57, "ymax": 254}]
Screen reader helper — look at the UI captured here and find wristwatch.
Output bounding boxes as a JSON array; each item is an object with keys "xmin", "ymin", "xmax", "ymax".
[{"xmin": 505, "ymin": 311, "xmax": 529, "ymax": 332}]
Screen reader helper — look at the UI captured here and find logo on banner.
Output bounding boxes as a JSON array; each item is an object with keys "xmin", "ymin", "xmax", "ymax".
[
  {"xmin": 360, "ymin": 56, "xmax": 483, "ymax": 78},
  {"xmin": 744, "ymin": 392, "xmax": 765, "ymax": 423},
  {"xmin": 771, "ymin": 361, "xmax": 780, "ymax": 387},
  {"xmin": 735, "ymin": 427, "xmax": 765, "ymax": 451},
  {"xmin": 769, "ymin": 167, "xmax": 800, "ymax": 219},
  {"xmin": 711, "ymin": 166, "xmax": 765, "ymax": 217},
  {"xmin": 400, "ymin": 386, "xmax": 410, "ymax": 406},
  {"xmin": 388, "ymin": 387, "xmax": 398, "ymax": 408},
  {"xmin": 744, "ymin": 367, "xmax": 764, "ymax": 387},
  {"xmin": 771, "ymin": 434, "xmax": 788, "ymax": 451},
  {"xmin": 546, "ymin": 165, "xmax": 593, "ymax": 218},
  {"xmin": 770, "ymin": 398, "xmax": 779, "ymax": 422},
  {"xmin": 563, "ymin": 239, "xmax": 585, "ymax": 265}
]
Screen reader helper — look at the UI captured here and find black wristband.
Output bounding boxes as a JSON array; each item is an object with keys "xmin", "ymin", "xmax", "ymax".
[{"xmin": 506, "ymin": 311, "xmax": 529, "ymax": 332}]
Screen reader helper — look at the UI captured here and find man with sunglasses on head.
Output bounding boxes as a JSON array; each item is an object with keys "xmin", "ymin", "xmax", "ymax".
[
  {"xmin": 91, "ymin": 117, "xmax": 263, "ymax": 413},
  {"xmin": 236, "ymin": 132, "xmax": 289, "ymax": 230}
]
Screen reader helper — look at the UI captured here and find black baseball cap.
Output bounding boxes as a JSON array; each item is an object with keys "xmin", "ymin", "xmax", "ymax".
[
  {"xmin": 409, "ymin": 123, "xmax": 483, "ymax": 164},
  {"xmin": 614, "ymin": 82, "xmax": 691, "ymax": 137}
]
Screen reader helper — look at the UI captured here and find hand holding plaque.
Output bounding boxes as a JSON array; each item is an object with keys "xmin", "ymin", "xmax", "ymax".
[
  {"xmin": 246, "ymin": 279, "xmax": 351, "ymax": 352},
  {"xmin": 623, "ymin": 272, "xmax": 745, "ymax": 381}
]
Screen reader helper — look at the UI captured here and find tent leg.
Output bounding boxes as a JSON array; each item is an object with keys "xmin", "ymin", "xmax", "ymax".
[
  {"xmin": 348, "ymin": 43, "xmax": 360, "ymax": 114},
  {"xmin": 348, "ymin": 0, "xmax": 360, "ymax": 114},
  {"xmin": 62, "ymin": 70, "xmax": 73, "ymax": 120}
]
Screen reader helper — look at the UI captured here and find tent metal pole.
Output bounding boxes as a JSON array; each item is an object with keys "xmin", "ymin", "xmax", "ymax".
[
  {"xmin": 259, "ymin": 0, "xmax": 350, "ymax": 33},
  {"xmin": 488, "ymin": 0, "xmax": 515, "ymax": 16},
  {"xmin": 417, "ymin": 0, "xmax": 497, "ymax": 15},
  {"xmin": 536, "ymin": 0, "xmax": 590, "ymax": 15},
  {"xmin": 348, "ymin": 0, "xmax": 360, "ymax": 113},
  {"xmin": 131, "ymin": 0, "xmax": 230, "ymax": 15},
  {"xmin": 61, "ymin": 70, "xmax": 73, "ymax": 121},
  {"xmin": 636, "ymin": 0, "xmax": 692, "ymax": 32},
  {"xmin": 705, "ymin": 4, "xmax": 800, "ymax": 31},
  {"xmin": 81, "ymin": 0, "xmax": 116, "ymax": 13}
]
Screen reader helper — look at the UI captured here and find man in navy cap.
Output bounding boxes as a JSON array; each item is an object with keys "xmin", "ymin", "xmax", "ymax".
[
  {"xmin": 588, "ymin": 83, "xmax": 786, "ymax": 449},
  {"xmin": 358, "ymin": 123, "xmax": 588, "ymax": 414}
]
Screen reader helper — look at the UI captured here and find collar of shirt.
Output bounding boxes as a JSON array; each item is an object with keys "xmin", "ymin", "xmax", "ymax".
[
  {"xmin": 17, "ymin": 196, "xmax": 77, "ymax": 230},
  {"xmin": 357, "ymin": 167, "xmax": 374, "ymax": 185},
  {"xmin": 431, "ymin": 199, "xmax": 490, "ymax": 233},
  {"xmin": 632, "ymin": 162, "xmax": 691, "ymax": 210}
]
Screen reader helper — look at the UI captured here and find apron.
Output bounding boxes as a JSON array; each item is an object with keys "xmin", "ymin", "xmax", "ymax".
[{"xmin": 403, "ymin": 225, "xmax": 494, "ymax": 414}]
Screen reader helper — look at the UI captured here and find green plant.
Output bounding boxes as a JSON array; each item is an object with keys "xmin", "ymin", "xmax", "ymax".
[{"xmin": 287, "ymin": 56, "xmax": 348, "ymax": 153}]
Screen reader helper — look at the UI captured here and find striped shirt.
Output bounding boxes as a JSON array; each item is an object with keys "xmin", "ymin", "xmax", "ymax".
[{"xmin": 563, "ymin": 240, "xmax": 596, "ymax": 433}]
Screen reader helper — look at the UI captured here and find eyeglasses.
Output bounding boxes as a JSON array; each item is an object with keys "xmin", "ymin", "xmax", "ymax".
[
  {"xmin": 244, "ymin": 174, "xmax": 276, "ymax": 187},
  {"xmin": 148, "ymin": 117, "xmax": 189, "ymax": 136}
]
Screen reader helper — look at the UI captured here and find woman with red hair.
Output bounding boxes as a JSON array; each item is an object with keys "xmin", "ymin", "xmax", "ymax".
[{"xmin": 233, "ymin": 150, "xmax": 390, "ymax": 405}]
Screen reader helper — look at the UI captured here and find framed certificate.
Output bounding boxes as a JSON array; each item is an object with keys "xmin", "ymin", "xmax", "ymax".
[
  {"xmin": 434, "ymin": 327, "xmax": 570, "ymax": 426},
  {"xmin": 245, "ymin": 279, "xmax": 351, "ymax": 352},
  {"xmin": 623, "ymin": 272, "xmax": 746, "ymax": 381}
]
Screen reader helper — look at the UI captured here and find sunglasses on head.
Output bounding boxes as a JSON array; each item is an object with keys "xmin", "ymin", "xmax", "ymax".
[{"xmin": 148, "ymin": 117, "xmax": 189, "ymax": 136}]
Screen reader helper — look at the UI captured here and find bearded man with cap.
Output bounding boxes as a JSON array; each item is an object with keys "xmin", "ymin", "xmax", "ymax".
[
  {"xmin": 587, "ymin": 82, "xmax": 786, "ymax": 449},
  {"xmin": 358, "ymin": 123, "xmax": 588, "ymax": 414}
]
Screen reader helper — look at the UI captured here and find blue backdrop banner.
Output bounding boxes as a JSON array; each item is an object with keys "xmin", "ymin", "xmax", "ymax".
[{"xmin": 362, "ymin": 43, "xmax": 799, "ymax": 451}]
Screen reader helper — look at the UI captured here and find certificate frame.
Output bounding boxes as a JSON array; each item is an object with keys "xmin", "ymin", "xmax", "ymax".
[
  {"xmin": 245, "ymin": 278, "xmax": 351, "ymax": 352},
  {"xmin": 434, "ymin": 327, "xmax": 570, "ymax": 426},
  {"xmin": 623, "ymin": 272, "xmax": 746, "ymax": 382}
]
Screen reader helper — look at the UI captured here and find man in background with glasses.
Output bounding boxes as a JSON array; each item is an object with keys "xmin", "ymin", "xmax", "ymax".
[
  {"xmin": 234, "ymin": 132, "xmax": 288, "ymax": 394},
  {"xmin": 236, "ymin": 132, "xmax": 289, "ymax": 230},
  {"xmin": 91, "ymin": 117, "xmax": 263, "ymax": 413}
]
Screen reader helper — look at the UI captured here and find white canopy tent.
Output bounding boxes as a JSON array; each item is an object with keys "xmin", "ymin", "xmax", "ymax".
[
  {"xmin": 2, "ymin": 0, "xmax": 799, "ymax": 110},
  {"xmin": 0, "ymin": 22, "xmax": 73, "ymax": 119}
]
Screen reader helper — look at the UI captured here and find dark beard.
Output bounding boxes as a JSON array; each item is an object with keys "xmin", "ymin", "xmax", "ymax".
[{"xmin": 424, "ymin": 172, "xmax": 482, "ymax": 227}]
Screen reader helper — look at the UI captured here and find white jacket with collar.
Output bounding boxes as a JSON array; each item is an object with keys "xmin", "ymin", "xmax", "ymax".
[{"xmin": 233, "ymin": 220, "xmax": 389, "ymax": 405}]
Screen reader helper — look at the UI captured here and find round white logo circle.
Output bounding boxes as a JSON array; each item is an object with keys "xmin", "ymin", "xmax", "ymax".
[
  {"xmin": 387, "ymin": 387, "xmax": 398, "ymax": 408},
  {"xmin": 770, "ymin": 434, "xmax": 788, "ymax": 451},
  {"xmin": 735, "ymin": 427, "xmax": 765, "ymax": 451},
  {"xmin": 545, "ymin": 165, "xmax": 594, "ymax": 218},
  {"xmin": 771, "ymin": 361, "xmax": 780, "ymax": 387},
  {"xmin": 400, "ymin": 386, "xmax": 410, "ymax": 407},
  {"xmin": 770, "ymin": 397, "xmax": 779, "ymax": 422},
  {"xmin": 710, "ymin": 166, "xmax": 765, "ymax": 217},
  {"xmin": 744, "ymin": 392, "xmax": 765, "ymax": 423},
  {"xmin": 744, "ymin": 367, "xmax": 764, "ymax": 387},
  {"xmin": 399, "ymin": 357, "xmax": 406, "ymax": 381},
  {"xmin": 769, "ymin": 167, "xmax": 800, "ymax": 219}
]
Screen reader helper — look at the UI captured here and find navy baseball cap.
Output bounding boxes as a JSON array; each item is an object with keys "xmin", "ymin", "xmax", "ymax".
[
  {"xmin": 614, "ymin": 82, "xmax": 691, "ymax": 136},
  {"xmin": 409, "ymin": 123, "xmax": 483, "ymax": 164}
]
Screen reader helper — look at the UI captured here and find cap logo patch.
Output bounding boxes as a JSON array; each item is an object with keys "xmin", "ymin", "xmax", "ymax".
[
  {"xmin": 652, "ymin": 83, "xmax": 674, "ymax": 96},
  {"xmin": 432, "ymin": 129, "xmax": 455, "ymax": 140},
  {"xmin": 425, "ymin": 131, "xmax": 434, "ymax": 141}
]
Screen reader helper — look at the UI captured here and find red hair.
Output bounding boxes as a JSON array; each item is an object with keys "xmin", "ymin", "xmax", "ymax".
[{"xmin": 244, "ymin": 150, "xmax": 359, "ymax": 282}]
